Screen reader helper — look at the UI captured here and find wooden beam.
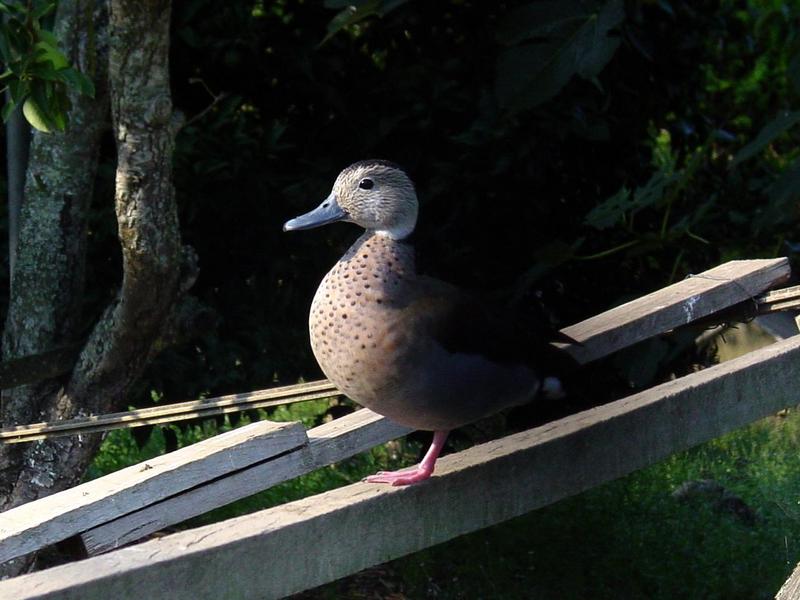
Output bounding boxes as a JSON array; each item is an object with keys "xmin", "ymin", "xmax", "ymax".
[
  {"xmin": 557, "ymin": 257, "xmax": 790, "ymax": 363},
  {"xmin": 757, "ymin": 283, "xmax": 800, "ymax": 313},
  {"xmin": 777, "ymin": 563, "xmax": 800, "ymax": 599},
  {"xmin": 4, "ymin": 333, "xmax": 800, "ymax": 600},
  {"xmin": 80, "ymin": 409, "xmax": 412, "ymax": 555},
  {"xmin": 0, "ymin": 420, "xmax": 306, "ymax": 565},
  {"xmin": 0, "ymin": 380, "xmax": 339, "ymax": 443}
]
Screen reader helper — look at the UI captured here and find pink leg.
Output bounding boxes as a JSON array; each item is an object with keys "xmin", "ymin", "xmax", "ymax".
[{"xmin": 365, "ymin": 430, "xmax": 449, "ymax": 486}]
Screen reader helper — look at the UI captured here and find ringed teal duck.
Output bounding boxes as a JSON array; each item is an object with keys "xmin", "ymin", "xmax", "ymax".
[{"xmin": 284, "ymin": 160, "xmax": 565, "ymax": 485}]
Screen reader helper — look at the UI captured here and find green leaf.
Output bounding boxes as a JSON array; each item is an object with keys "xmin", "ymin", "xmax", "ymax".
[
  {"xmin": 494, "ymin": 0, "xmax": 624, "ymax": 112},
  {"xmin": 322, "ymin": 1, "xmax": 379, "ymax": 44},
  {"xmin": 1, "ymin": 97, "xmax": 18, "ymax": 122},
  {"xmin": 23, "ymin": 80, "xmax": 66, "ymax": 132},
  {"xmin": 730, "ymin": 110, "xmax": 800, "ymax": 168},
  {"xmin": 584, "ymin": 168, "xmax": 674, "ymax": 230},
  {"xmin": 33, "ymin": 40, "xmax": 69, "ymax": 70},
  {"xmin": 28, "ymin": 61, "xmax": 60, "ymax": 81},
  {"xmin": 495, "ymin": 0, "xmax": 590, "ymax": 45},
  {"xmin": 584, "ymin": 186, "xmax": 632, "ymax": 230},
  {"xmin": 5, "ymin": 21, "xmax": 29, "ymax": 55},
  {"xmin": 496, "ymin": 42, "xmax": 575, "ymax": 110},
  {"xmin": 57, "ymin": 67, "xmax": 95, "ymax": 97},
  {"xmin": 321, "ymin": 0, "xmax": 408, "ymax": 44},
  {"xmin": 37, "ymin": 29, "xmax": 58, "ymax": 47},
  {"xmin": 30, "ymin": 1, "xmax": 56, "ymax": 21},
  {"xmin": 631, "ymin": 169, "xmax": 673, "ymax": 210},
  {"xmin": 22, "ymin": 95, "xmax": 53, "ymax": 132},
  {"xmin": 7, "ymin": 77, "xmax": 29, "ymax": 103},
  {"xmin": 0, "ymin": 30, "xmax": 11, "ymax": 63},
  {"xmin": 51, "ymin": 100, "xmax": 67, "ymax": 130},
  {"xmin": 575, "ymin": 1, "xmax": 624, "ymax": 79}
]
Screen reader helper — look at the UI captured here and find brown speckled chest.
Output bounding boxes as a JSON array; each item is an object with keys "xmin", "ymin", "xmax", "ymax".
[{"xmin": 309, "ymin": 232, "xmax": 416, "ymax": 408}]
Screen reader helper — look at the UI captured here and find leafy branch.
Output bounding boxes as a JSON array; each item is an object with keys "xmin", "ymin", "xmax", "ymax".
[{"xmin": 0, "ymin": 0, "xmax": 94, "ymax": 132}]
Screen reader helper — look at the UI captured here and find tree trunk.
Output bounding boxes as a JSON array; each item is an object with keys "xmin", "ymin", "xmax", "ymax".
[
  {"xmin": 5, "ymin": 93, "xmax": 30, "ymax": 280},
  {"xmin": 0, "ymin": 0, "xmax": 181, "ymax": 577}
]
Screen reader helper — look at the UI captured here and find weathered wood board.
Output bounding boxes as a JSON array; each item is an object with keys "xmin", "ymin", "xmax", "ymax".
[
  {"xmin": 0, "ymin": 420, "xmax": 306, "ymax": 565},
  {"xmin": 777, "ymin": 564, "xmax": 800, "ymax": 600},
  {"xmin": 0, "ymin": 380, "xmax": 338, "ymax": 443},
  {"xmin": 81, "ymin": 409, "xmax": 412, "ymax": 554},
  {"xmin": 4, "ymin": 332, "xmax": 800, "ymax": 600},
  {"xmin": 558, "ymin": 257, "xmax": 790, "ymax": 363}
]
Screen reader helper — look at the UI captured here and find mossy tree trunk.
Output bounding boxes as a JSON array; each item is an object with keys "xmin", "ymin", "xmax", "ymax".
[{"xmin": 0, "ymin": 0, "xmax": 183, "ymax": 577}]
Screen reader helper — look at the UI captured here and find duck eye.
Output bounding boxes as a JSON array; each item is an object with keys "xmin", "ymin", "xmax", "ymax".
[{"xmin": 358, "ymin": 178, "xmax": 374, "ymax": 190}]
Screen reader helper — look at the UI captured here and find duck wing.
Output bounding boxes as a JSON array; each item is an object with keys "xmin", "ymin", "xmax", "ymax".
[{"xmin": 409, "ymin": 275, "xmax": 573, "ymax": 371}]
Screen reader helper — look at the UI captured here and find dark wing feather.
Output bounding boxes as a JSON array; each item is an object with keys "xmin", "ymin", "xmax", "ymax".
[{"xmin": 410, "ymin": 275, "xmax": 576, "ymax": 374}]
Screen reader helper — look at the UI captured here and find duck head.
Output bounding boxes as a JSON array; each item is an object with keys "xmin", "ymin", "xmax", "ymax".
[{"xmin": 283, "ymin": 160, "xmax": 418, "ymax": 240}]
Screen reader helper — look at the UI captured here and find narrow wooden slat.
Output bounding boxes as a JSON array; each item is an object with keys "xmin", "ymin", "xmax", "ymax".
[
  {"xmin": 0, "ymin": 420, "xmax": 307, "ymax": 565},
  {"xmin": 757, "ymin": 283, "xmax": 800, "ymax": 303},
  {"xmin": 81, "ymin": 409, "xmax": 412, "ymax": 554},
  {"xmin": 759, "ymin": 298, "xmax": 800, "ymax": 313},
  {"xmin": 4, "ymin": 333, "xmax": 800, "ymax": 600},
  {"xmin": 558, "ymin": 257, "xmax": 790, "ymax": 363},
  {"xmin": 0, "ymin": 380, "xmax": 339, "ymax": 443}
]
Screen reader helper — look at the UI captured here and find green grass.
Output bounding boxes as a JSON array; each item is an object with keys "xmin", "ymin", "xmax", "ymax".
[{"xmin": 89, "ymin": 402, "xmax": 800, "ymax": 599}]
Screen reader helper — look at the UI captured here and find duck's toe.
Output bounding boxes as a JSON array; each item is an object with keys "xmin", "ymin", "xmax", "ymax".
[{"xmin": 364, "ymin": 465, "xmax": 433, "ymax": 486}]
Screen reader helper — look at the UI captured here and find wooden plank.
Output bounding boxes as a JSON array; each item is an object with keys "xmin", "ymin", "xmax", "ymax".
[
  {"xmin": 4, "ymin": 333, "xmax": 800, "ymax": 600},
  {"xmin": 557, "ymin": 257, "xmax": 790, "ymax": 363},
  {"xmin": 80, "ymin": 409, "xmax": 412, "ymax": 554},
  {"xmin": 757, "ymin": 283, "xmax": 800, "ymax": 304},
  {"xmin": 0, "ymin": 380, "xmax": 339, "ymax": 443},
  {"xmin": 0, "ymin": 420, "xmax": 307, "ymax": 565},
  {"xmin": 777, "ymin": 563, "xmax": 800, "ymax": 599}
]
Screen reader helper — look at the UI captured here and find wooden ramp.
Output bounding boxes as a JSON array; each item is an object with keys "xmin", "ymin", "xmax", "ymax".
[{"xmin": 0, "ymin": 258, "xmax": 796, "ymax": 599}]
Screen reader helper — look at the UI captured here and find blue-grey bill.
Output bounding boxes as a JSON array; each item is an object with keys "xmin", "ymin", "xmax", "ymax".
[{"xmin": 283, "ymin": 193, "xmax": 348, "ymax": 231}]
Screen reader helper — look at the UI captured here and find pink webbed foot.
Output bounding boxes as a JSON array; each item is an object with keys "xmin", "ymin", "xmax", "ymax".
[
  {"xmin": 365, "ymin": 465, "xmax": 434, "ymax": 486},
  {"xmin": 364, "ymin": 430, "xmax": 449, "ymax": 487}
]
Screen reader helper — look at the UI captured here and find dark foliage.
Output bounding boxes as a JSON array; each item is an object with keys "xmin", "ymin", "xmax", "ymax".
[{"xmin": 5, "ymin": 0, "xmax": 800, "ymax": 426}]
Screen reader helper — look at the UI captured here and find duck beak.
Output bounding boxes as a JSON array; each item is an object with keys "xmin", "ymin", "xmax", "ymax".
[{"xmin": 283, "ymin": 193, "xmax": 348, "ymax": 232}]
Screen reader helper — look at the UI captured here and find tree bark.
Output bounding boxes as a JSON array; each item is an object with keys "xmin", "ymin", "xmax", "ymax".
[
  {"xmin": 0, "ymin": 0, "xmax": 181, "ymax": 577},
  {"xmin": 1, "ymin": 0, "xmax": 110, "ymax": 494},
  {"xmin": 5, "ymin": 94, "xmax": 30, "ymax": 280}
]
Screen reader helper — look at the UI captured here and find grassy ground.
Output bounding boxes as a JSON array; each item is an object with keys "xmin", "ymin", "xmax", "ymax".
[{"xmin": 89, "ymin": 393, "xmax": 800, "ymax": 599}]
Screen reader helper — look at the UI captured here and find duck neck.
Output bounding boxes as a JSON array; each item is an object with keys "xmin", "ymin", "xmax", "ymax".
[{"xmin": 342, "ymin": 231, "xmax": 416, "ymax": 274}]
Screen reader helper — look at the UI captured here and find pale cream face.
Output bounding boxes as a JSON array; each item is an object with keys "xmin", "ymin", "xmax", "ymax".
[{"xmin": 331, "ymin": 162, "xmax": 418, "ymax": 239}]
